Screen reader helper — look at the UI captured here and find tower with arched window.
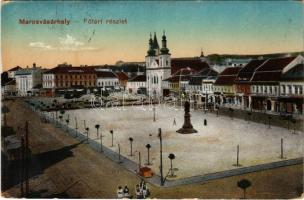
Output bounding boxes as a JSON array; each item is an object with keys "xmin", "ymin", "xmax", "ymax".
[{"xmin": 146, "ymin": 31, "xmax": 171, "ymax": 97}]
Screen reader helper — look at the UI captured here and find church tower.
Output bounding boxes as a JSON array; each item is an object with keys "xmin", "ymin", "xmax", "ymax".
[
  {"xmin": 159, "ymin": 31, "xmax": 171, "ymax": 79},
  {"xmin": 145, "ymin": 31, "xmax": 171, "ymax": 97}
]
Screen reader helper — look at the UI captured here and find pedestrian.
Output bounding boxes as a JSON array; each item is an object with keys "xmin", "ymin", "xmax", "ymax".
[
  {"xmin": 117, "ymin": 186, "xmax": 124, "ymax": 198},
  {"xmin": 123, "ymin": 185, "xmax": 130, "ymax": 198},
  {"xmin": 173, "ymin": 118, "xmax": 176, "ymax": 126},
  {"xmin": 204, "ymin": 119, "xmax": 207, "ymax": 126},
  {"xmin": 139, "ymin": 179, "xmax": 145, "ymax": 189},
  {"xmin": 142, "ymin": 184, "xmax": 148, "ymax": 198},
  {"xmin": 135, "ymin": 184, "xmax": 142, "ymax": 199}
]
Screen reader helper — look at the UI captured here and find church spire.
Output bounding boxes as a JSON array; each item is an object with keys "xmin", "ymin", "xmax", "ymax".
[
  {"xmin": 153, "ymin": 32, "xmax": 159, "ymax": 49},
  {"xmin": 160, "ymin": 30, "xmax": 169, "ymax": 55},
  {"xmin": 147, "ymin": 33, "xmax": 156, "ymax": 56}
]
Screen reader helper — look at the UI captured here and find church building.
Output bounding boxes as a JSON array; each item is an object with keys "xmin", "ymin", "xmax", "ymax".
[{"xmin": 145, "ymin": 32, "xmax": 171, "ymax": 97}]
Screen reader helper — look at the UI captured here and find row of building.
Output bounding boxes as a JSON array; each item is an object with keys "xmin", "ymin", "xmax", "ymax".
[
  {"xmin": 2, "ymin": 32, "xmax": 303, "ymax": 115},
  {"xmin": 125, "ymin": 32, "xmax": 304, "ymax": 115}
]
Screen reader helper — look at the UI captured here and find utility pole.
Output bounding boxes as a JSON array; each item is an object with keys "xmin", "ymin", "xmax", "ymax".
[
  {"xmin": 25, "ymin": 121, "xmax": 29, "ymax": 197},
  {"xmin": 75, "ymin": 117, "xmax": 78, "ymax": 137},
  {"xmin": 158, "ymin": 128, "xmax": 164, "ymax": 186},
  {"xmin": 118, "ymin": 144, "xmax": 121, "ymax": 163},
  {"xmin": 20, "ymin": 136, "xmax": 25, "ymax": 197},
  {"xmin": 280, "ymin": 138, "xmax": 284, "ymax": 159},
  {"xmin": 236, "ymin": 145, "xmax": 240, "ymax": 166},
  {"xmin": 138, "ymin": 151, "xmax": 141, "ymax": 172},
  {"xmin": 153, "ymin": 105, "xmax": 156, "ymax": 122}
]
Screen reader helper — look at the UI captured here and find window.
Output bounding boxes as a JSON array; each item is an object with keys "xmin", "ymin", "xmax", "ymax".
[
  {"xmin": 299, "ymin": 86, "xmax": 303, "ymax": 94},
  {"xmin": 288, "ymin": 85, "xmax": 292, "ymax": 94}
]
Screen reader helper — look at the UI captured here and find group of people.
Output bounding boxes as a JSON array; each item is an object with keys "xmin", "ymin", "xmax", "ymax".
[
  {"xmin": 117, "ymin": 179, "xmax": 150, "ymax": 199},
  {"xmin": 135, "ymin": 179, "xmax": 150, "ymax": 199}
]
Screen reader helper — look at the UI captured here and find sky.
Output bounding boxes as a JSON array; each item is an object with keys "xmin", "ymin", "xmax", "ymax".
[{"xmin": 1, "ymin": 1, "xmax": 303, "ymax": 71}]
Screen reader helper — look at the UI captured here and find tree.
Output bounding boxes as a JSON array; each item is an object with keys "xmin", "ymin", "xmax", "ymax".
[
  {"xmin": 237, "ymin": 179, "xmax": 251, "ymax": 199},
  {"xmin": 95, "ymin": 124, "xmax": 100, "ymax": 138},
  {"xmin": 168, "ymin": 153, "xmax": 176, "ymax": 177},
  {"xmin": 146, "ymin": 144, "xmax": 151, "ymax": 165},
  {"xmin": 60, "ymin": 110, "xmax": 65, "ymax": 116},
  {"xmin": 129, "ymin": 137, "xmax": 134, "ymax": 156}
]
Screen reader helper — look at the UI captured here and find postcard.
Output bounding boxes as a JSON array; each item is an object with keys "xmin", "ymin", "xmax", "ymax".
[{"xmin": 1, "ymin": 0, "xmax": 303, "ymax": 199}]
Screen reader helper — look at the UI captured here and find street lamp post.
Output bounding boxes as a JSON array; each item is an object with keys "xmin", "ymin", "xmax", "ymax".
[
  {"xmin": 75, "ymin": 117, "xmax": 78, "ymax": 137},
  {"xmin": 100, "ymin": 133, "xmax": 103, "ymax": 152},
  {"xmin": 118, "ymin": 143, "xmax": 121, "ymax": 163},
  {"xmin": 153, "ymin": 105, "xmax": 156, "ymax": 122},
  {"xmin": 280, "ymin": 138, "xmax": 284, "ymax": 159},
  {"xmin": 168, "ymin": 153, "xmax": 176, "ymax": 177},
  {"xmin": 129, "ymin": 137, "xmax": 134, "ymax": 156},
  {"xmin": 158, "ymin": 128, "xmax": 164, "ymax": 186},
  {"xmin": 138, "ymin": 151, "xmax": 141, "ymax": 172},
  {"xmin": 146, "ymin": 144, "xmax": 151, "ymax": 165},
  {"xmin": 110, "ymin": 130, "xmax": 114, "ymax": 147},
  {"xmin": 86, "ymin": 127, "xmax": 89, "ymax": 143}
]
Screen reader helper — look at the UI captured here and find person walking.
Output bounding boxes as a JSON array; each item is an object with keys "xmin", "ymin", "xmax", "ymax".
[
  {"xmin": 142, "ymin": 184, "xmax": 148, "ymax": 198},
  {"xmin": 135, "ymin": 184, "xmax": 142, "ymax": 199},
  {"xmin": 173, "ymin": 118, "xmax": 176, "ymax": 126},
  {"xmin": 123, "ymin": 185, "xmax": 130, "ymax": 198},
  {"xmin": 117, "ymin": 186, "xmax": 124, "ymax": 198}
]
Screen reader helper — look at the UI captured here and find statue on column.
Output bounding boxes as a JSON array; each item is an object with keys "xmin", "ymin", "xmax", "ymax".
[{"xmin": 177, "ymin": 100, "xmax": 197, "ymax": 134}]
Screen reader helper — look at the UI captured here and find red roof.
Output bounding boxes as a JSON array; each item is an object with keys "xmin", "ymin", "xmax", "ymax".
[
  {"xmin": 129, "ymin": 75, "xmax": 146, "ymax": 82},
  {"xmin": 8, "ymin": 66, "xmax": 22, "ymax": 72},
  {"xmin": 163, "ymin": 75, "xmax": 191, "ymax": 83},
  {"xmin": 219, "ymin": 67, "xmax": 242, "ymax": 76},
  {"xmin": 236, "ymin": 59, "xmax": 267, "ymax": 82},
  {"xmin": 44, "ymin": 66, "xmax": 97, "ymax": 74},
  {"xmin": 251, "ymin": 71, "xmax": 282, "ymax": 83},
  {"xmin": 115, "ymin": 72, "xmax": 129, "ymax": 81},
  {"xmin": 171, "ymin": 58, "xmax": 210, "ymax": 74},
  {"xmin": 214, "ymin": 67, "xmax": 241, "ymax": 85},
  {"xmin": 281, "ymin": 64, "xmax": 304, "ymax": 81},
  {"xmin": 96, "ymin": 71, "xmax": 117, "ymax": 78},
  {"xmin": 256, "ymin": 56, "xmax": 295, "ymax": 71}
]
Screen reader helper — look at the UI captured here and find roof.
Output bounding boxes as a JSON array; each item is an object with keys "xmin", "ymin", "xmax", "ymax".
[
  {"xmin": 171, "ymin": 58, "xmax": 210, "ymax": 74},
  {"xmin": 115, "ymin": 72, "xmax": 129, "ymax": 81},
  {"xmin": 256, "ymin": 56, "xmax": 296, "ymax": 71},
  {"xmin": 3, "ymin": 78, "xmax": 15, "ymax": 86},
  {"xmin": 15, "ymin": 69, "xmax": 36, "ymax": 76},
  {"xmin": 96, "ymin": 71, "xmax": 117, "ymax": 78},
  {"xmin": 235, "ymin": 59, "xmax": 267, "ymax": 82},
  {"xmin": 281, "ymin": 64, "xmax": 304, "ymax": 81},
  {"xmin": 163, "ymin": 75, "xmax": 191, "ymax": 83},
  {"xmin": 251, "ymin": 71, "xmax": 282, "ymax": 83},
  {"xmin": 128, "ymin": 75, "xmax": 146, "ymax": 82},
  {"xmin": 214, "ymin": 67, "xmax": 242, "ymax": 85},
  {"xmin": 44, "ymin": 66, "xmax": 96, "ymax": 74},
  {"xmin": 8, "ymin": 66, "xmax": 22, "ymax": 72},
  {"xmin": 189, "ymin": 76, "xmax": 204, "ymax": 85},
  {"xmin": 219, "ymin": 67, "xmax": 242, "ymax": 76},
  {"xmin": 172, "ymin": 67, "xmax": 197, "ymax": 76}
]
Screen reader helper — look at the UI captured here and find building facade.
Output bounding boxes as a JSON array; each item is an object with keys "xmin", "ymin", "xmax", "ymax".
[
  {"xmin": 145, "ymin": 32, "xmax": 171, "ymax": 97},
  {"xmin": 15, "ymin": 64, "xmax": 43, "ymax": 96}
]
